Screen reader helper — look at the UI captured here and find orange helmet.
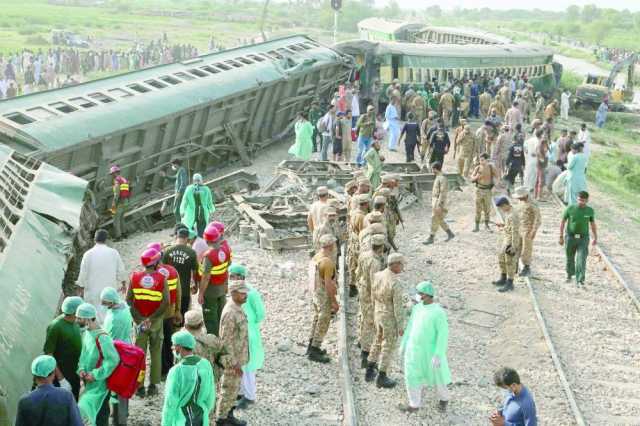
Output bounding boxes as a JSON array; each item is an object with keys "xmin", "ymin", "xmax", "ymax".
[
  {"xmin": 203, "ymin": 225, "xmax": 220, "ymax": 242},
  {"xmin": 141, "ymin": 248, "xmax": 161, "ymax": 267}
]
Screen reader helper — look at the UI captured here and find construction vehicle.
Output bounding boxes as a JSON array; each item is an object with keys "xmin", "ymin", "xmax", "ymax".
[{"xmin": 575, "ymin": 53, "xmax": 636, "ymax": 111}]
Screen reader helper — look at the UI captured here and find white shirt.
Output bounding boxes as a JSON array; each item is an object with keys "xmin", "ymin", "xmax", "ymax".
[
  {"xmin": 351, "ymin": 94, "xmax": 360, "ymax": 117},
  {"xmin": 192, "ymin": 237, "xmax": 209, "ymax": 262},
  {"xmin": 76, "ymin": 243, "xmax": 126, "ymax": 322},
  {"xmin": 561, "ymin": 92, "xmax": 571, "ymax": 107},
  {"xmin": 577, "ymin": 129, "xmax": 591, "ymax": 160}
]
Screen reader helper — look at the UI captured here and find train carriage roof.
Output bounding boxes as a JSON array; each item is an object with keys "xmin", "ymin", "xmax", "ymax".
[
  {"xmin": 335, "ymin": 39, "xmax": 553, "ymax": 59},
  {"xmin": 0, "ymin": 35, "xmax": 350, "ymax": 155},
  {"xmin": 357, "ymin": 18, "xmax": 425, "ymax": 35},
  {"xmin": 416, "ymin": 26, "xmax": 513, "ymax": 44}
]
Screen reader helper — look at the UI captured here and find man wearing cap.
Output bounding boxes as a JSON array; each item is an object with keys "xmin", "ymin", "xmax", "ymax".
[
  {"xmin": 216, "ymin": 281, "xmax": 250, "ymax": 426},
  {"xmin": 308, "ymin": 234, "xmax": 339, "ymax": 363},
  {"xmin": 399, "ymin": 282, "xmax": 451, "ymax": 413},
  {"xmin": 313, "ymin": 207, "xmax": 339, "ymax": 257},
  {"xmin": 180, "ymin": 173, "xmax": 215, "ymax": 237},
  {"xmin": 307, "ymin": 186, "xmax": 330, "ymax": 233},
  {"xmin": 428, "ymin": 120, "xmax": 451, "ymax": 168},
  {"xmin": 505, "ymin": 101, "xmax": 523, "ymax": 128},
  {"xmin": 229, "ymin": 265, "xmax": 265, "ymax": 410},
  {"xmin": 471, "ymin": 153, "xmax": 499, "ymax": 232},
  {"xmin": 161, "ymin": 158, "xmax": 188, "ymax": 225},
  {"xmin": 349, "ymin": 178, "xmax": 371, "ymax": 212},
  {"xmin": 162, "ymin": 331, "xmax": 215, "ymax": 426},
  {"xmin": 76, "ymin": 303, "xmax": 120, "ymax": 425},
  {"xmin": 15, "ymin": 355, "xmax": 83, "ymax": 426},
  {"xmin": 424, "ymin": 162, "xmax": 455, "ymax": 245},
  {"xmin": 76, "ymin": 229, "xmax": 126, "ymax": 323},
  {"xmin": 560, "ymin": 191, "xmax": 597, "ymax": 286},
  {"xmin": 127, "ymin": 248, "xmax": 170, "ymax": 397},
  {"xmin": 493, "ymin": 197, "xmax": 521, "ymax": 292},
  {"xmin": 43, "ymin": 296, "xmax": 84, "ymax": 400},
  {"xmin": 356, "ymin": 233, "xmax": 386, "ymax": 371},
  {"xmin": 164, "ymin": 228, "xmax": 199, "ymax": 321},
  {"xmin": 493, "ymin": 125, "xmax": 512, "ymax": 177},
  {"xmin": 109, "ymin": 165, "xmax": 130, "ymax": 241},
  {"xmin": 479, "ymin": 89, "xmax": 492, "ymax": 119},
  {"xmin": 348, "ymin": 194, "xmax": 370, "ymax": 297},
  {"xmin": 514, "ymin": 187, "xmax": 541, "ymax": 277},
  {"xmin": 364, "ymin": 139, "xmax": 384, "ymax": 190},
  {"xmin": 355, "ymin": 105, "xmax": 376, "ymax": 167},
  {"xmin": 100, "ymin": 287, "xmax": 132, "ymax": 426},
  {"xmin": 367, "ymin": 253, "xmax": 406, "ymax": 388},
  {"xmin": 335, "ymin": 110, "xmax": 353, "ymax": 162}
]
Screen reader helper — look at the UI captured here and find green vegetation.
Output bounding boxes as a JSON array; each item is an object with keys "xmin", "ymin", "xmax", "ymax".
[
  {"xmin": 588, "ymin": 151, "xmax": 640, "ymax": 222},
  {"xmin": 560, "ymin": 70, "xmax": 583, "ymax": 93}
]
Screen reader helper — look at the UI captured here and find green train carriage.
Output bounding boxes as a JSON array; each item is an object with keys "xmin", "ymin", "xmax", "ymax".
[{"xmin": 335, "ymin": 40, "xmax": 561, "ymax": 105}]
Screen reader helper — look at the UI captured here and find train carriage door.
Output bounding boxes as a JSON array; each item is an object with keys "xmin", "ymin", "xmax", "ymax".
[{"xmin": 392, "ymin": 55, "xmax": 400, "ymax": 80}]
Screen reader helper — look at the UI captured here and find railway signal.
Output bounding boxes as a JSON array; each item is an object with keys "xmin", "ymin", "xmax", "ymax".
[{"xmin": 331, "ymin": 0, "xmax": 342, "ymax": 11}]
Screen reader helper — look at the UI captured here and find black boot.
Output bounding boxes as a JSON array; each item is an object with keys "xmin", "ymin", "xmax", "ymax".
[
  {"xmin": 307, "ymin": 339, "xmax": 326, "ymax": 355},
  {"xmin": 349, "ymin": 285, "xmax": 358, "ymax": 297},
  {"xmin": 445, "ymin": 229, "xmax": 455, "ymax": 241},
  {"xmin": 438, "ymin": 400, "xmax": 448, "ymax": 412},
  {"xmin": 226, "ymin": 408, "xmax": 247, "ymax": 426},
  {"xmin": 365, "ymin": 362, "xmax": 378, "ymax": 382},
  {"xmin": 492, "ymin": 274, "xmax": 507, "ymax": 286},
  {"xmin": 520, "ymin": 265, "xmax": 531, "ymax": 277},
  {"xmin": 472, "ymin": 222, "xmax": 480, "ymax": 232},
  {"xmin": 422, "ymin": 234, "xmax": 435, "ymax": 245},
  {"xmin": 498, "ymin": 279, "xmax": 514, "ymax": 292},
  {"xmin": 360, "ymin": 351, "xmax": 369, "ymax": 369},
  {"xmin": 376, "ymin": 371, "xmax": 397, "ymax": 389},
  {"xmin": 308, "ymin": 346, "xmax": 330, "ymax": 363},
  {"xmin": 146, "ymin": 384, "xmax": 158, "ymax": 397},
  {"xmin": 236, "ymin": 397, "xmax": 254, "ymax": 410},
  {"xmin": 135, "ymin": 386, "xmax": 145, "ymax": 398}
]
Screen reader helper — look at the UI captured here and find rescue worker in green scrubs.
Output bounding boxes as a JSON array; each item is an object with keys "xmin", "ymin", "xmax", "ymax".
[{"xmin": 76, "ymin": 303, "xmax": 120, "ymax": 426}]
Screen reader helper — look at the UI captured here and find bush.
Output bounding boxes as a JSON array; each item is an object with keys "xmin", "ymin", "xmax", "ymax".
[
  {"xmin": 25, "ymin": 35, "xmax": 49, "ymax": 45},
  {"xmin": 17, "ymin": 27, "xmax": 39, "ymax": 36}
]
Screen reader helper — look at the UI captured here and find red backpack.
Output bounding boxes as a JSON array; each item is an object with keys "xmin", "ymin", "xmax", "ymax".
[{"xmin": 96, "ymin": 335, "xmax": 146, "ymax": 398}]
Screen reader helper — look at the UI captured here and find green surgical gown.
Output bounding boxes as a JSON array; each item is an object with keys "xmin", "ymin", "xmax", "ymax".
[{"xmin": 242, "ymin": 285, "xmax": 265, "ymax": 372}]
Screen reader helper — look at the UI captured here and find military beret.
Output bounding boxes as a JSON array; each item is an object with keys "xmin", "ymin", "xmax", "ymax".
[
  {"xmin": 388, "ymin": 253, "xmax": 406, "ymax": 265},
  {"xmin": 319, "ymin": 234, "xmax": 337, "ymax": 247}
]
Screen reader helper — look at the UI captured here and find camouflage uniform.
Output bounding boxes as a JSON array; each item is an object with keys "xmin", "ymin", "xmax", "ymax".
[
  {"xmin": 310, "ymin": 251, "xmax": 336, "ymax": 344},
  {"xmin": 356, "ymin": 241, "xmax": 385, "ymax": 350},
  {"xmin": 313, "ymin": 216, "xmax": 340, "ymax": 261},
  {"xmin": 430, "ymin": 174, "xmax": 451, "ymax": 235},
  {"xmin": 216, "ymin": 300, "xmax": 249, "ymax": 419},
  {"xmin": 456, "ymin": 129, "xmax": 476, "ymax": 178},
  {"xmin": 348, "ymin": 200, "xmax": 368, "ymax": 286},
  {"xmin": 190, "ymin": 328, "xmax": 232, "ymax": 392},
  {"xmin": 489, "ymin": 98, "xmax": 505, "ymax": 118},
  {"xmin": 517, "ymin": 199, "xmax": 541, "ymax": 267},
  {"xmin": 499, "ymin": 210, "xmax": 522, "ymax": 279},
  {"xmin": 479, "ymin": 92, "xmax": 492, "ymax": 118},
  {"xmin": 472, "ymin": 163, "xmax": 497, "ymax": 224},
  {"xmin": 359, "ymin": 223, "xmax": 388, "ymax": 260},
  {"xmin": 369, "ymin": 267, "xmax": 405, "ymax": 372}
]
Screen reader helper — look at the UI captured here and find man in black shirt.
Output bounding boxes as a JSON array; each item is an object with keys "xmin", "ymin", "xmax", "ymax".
[
  {"xmin": 400, "ymin": 112, "xmax": 421, "ymax": 162},
  {"xmin": 163, "ymin": 228, "xmax": 199, "ymax": 320},
  {"xmin": 505, "ymin": 136, "xmax": 525, "ymax": 194},
  {"xmin": 429, "ymin": 120, "xmax": 451, "ymax": 167}
]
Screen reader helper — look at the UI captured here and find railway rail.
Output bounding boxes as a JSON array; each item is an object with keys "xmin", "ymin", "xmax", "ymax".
[{"xmin": 495, "ymin": 195, "xmax": 640, "ymax": 425}]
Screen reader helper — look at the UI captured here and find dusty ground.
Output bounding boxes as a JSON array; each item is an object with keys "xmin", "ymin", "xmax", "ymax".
[{"xmin": 110, "ymin": 112, "xmax": 639, "ymax": 425}]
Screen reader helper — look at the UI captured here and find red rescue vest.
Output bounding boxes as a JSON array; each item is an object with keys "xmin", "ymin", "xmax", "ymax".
[
  {"xmin": 130, "ymin": 271, "xmax": 165, "ymax": 317},
  {"xmin": 199, "ymin": 242, "xmax": 232, "ymax": 285},
  {"xmin": 114, "ymin": 175, "xmax": 130, "ymax": 199},
  {"xmin": 157, "ymin": 264, "xmax": 179, "ymax": 304}
]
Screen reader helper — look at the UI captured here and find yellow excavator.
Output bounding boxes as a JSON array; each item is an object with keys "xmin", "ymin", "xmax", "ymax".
[{"xmin": 575, "ymin": 53, "xmax": 636, "ymax": 111}]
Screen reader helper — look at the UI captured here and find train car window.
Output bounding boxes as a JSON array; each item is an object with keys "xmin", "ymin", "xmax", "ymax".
[
  {"xmin": 247, "ymin": 54, "xmax": 265, "ymax": 62},
  {"xmin": 88, "ymin": 92, "xmax": 115, "ymax": 103},
  {"xmin": 224, "ymin": 60, "xmax": 243, "ymax": 68},
  {"xmin": 144, "ymin": 79, "xmax": 168, "ymax": 90},
  {"xmin": 268, "ymin": 50, "xmax": 284, "ymax": 59},
  {"xmin": 48, "ymin": 102, "xmax": 78, "ymax": 114},
  {"xmin": 416, "ymin": 68, "xmax": 422, "ymax": 82},
  {"xmin": 391, "ymin": 55, "xmax": 400, "ymax": 79},
  {"xmin": 68, "ymin": 97, "xmax": 98, "ymax": 108},
  {"xmin": 174, "ymin": 72, "xmax": 195, "ymax": 81},
  {"xmin": 287, "ymin": 45, "xmax": 303, "ymax": 52},
  {"xmin": 188, "ymin": 69, "xmax": 208, "ymax": 77},
  {"xmin": 305, "ymin": 40, "xmax": 319, "ymax": 47},
  {"xmin": 201, "ymin": 66, "xmax": 220, "ymax": 74},
  {"xmin": 297, "ymin": 43, "xmax": 312, "ymax": 50},
  {"xmin": 213, "ymin": 62, "xmax": 231, "ymax": 71},
  {"xmin": 277, "ymin": 48, "xmax": 294, "ymax": 57},
  {"xmin": 235, "ymin": 57, "xmax": 253, "ymax": 65},
  {"xmin": 159, "ymin": 76, "xmax": 182, "ymax": 85},
  {"xmin": 25, "ymin": 107, "xmax": 57, "ymax": 120},
  {"xmin": 408, "ymin": 68, "xmax": 414, "ymax": 82},
  {"xmin": 108, "ymin": 88, "xmax": 134, "ymax": 98},
  {"xmin": 127, "ymin": 83, "xmax": 152, "ymax": 93}
]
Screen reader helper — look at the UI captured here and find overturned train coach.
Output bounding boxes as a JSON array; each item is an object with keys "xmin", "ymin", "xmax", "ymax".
[
  {"xmin": 0, "ymin": 145, "xmax": 96, "ymax": 423},
  {"xmin": 0, "ymin": 35, "xmax": 353, "ymax": 215}
]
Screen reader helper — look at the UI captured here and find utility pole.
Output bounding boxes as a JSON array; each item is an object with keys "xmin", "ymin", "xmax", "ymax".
[{"xmin": 331, "ymin": 0, "xmax": 342, "ymax": 44}]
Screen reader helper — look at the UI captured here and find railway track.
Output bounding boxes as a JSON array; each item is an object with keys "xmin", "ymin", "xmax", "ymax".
[{"xmin": 498, "ymin": 195, "xmax": 640, "ymax": 425}]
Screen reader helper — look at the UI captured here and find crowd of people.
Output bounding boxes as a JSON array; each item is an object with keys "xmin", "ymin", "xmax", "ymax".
[{"xmin": 0, "ymin": 34, "xmax": 199, "ymax": 99}]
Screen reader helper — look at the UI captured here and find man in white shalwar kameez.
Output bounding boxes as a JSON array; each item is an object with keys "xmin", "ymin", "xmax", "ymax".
[
  {"xmin": 560, "ymin": 90, "xmax": 571, "ymax": 120},
  {"xmin": 522, "ymin": 129, "xmax": 543, "ymax": 193},
  {"xmin": 76, "ymin": 229, "xmax": 126, "ymax": 322}
]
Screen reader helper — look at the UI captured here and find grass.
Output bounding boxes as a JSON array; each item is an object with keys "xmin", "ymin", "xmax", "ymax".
[
  {"xmin": 588, "ymin": 151, "xmax": 640, "ymax": 223},
  {"xmin": 560, "ymin": 69, "xmax": 583, "ymax": 93}
]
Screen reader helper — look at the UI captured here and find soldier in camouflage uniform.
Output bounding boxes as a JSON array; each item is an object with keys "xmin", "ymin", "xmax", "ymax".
[
  {"xmin": 348, "ymin": 194, "xmax": 370, "ymax": 297},
  {"xmin": 479, "ymin": 89, "xmax": 492, "ymax": 119},
  {"xmin": 454, "ymin": 124, "xmax": 477, "ymax": 178},
  {"xmin": 493, "ymin": 197, "xmax": 522, "ymax": 292},
  {"xmin": 216, "ymin": 281, "xmax": 250, "ymax": 426},
  {"xmin": 356, "ymin": 234, "xmax": 386, "ymax": 372},
  {"xmin": 513, "ymin": 186, "xmax": 541, "ymax": 277},
  {"xmin": 313, "ymin": 207, "xmax": 340, "ymax": 258},
  {"xmin": 470, "ymin": 153, "xmax": 499, "ymax": 232},
  {"xmin": 363, "ymin": 196, "xmax": 386, "ymax": 228},
  {"xmin": 423, "ymin": 162, "xmax": 455, "ymax": 245},
  {"xmin": 308, "ymin": 234, "xmax": 338, "ymax": 363},
  {"xmin": 366, "ymin": 253, "xmax": 406, "ymax": 388}
]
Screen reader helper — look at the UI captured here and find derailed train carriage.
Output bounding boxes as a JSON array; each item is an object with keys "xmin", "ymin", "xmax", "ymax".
[
  {"xmin": 335, "ymin": 39, "xmax": 561, "ymax": 106},
  {"xmin": 0, "ymin": 145, "xmax": 94, "ymax": 423},
  {"xmin": 0, "ymin": 35, "xmax": 353, "ymax": 214}
]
